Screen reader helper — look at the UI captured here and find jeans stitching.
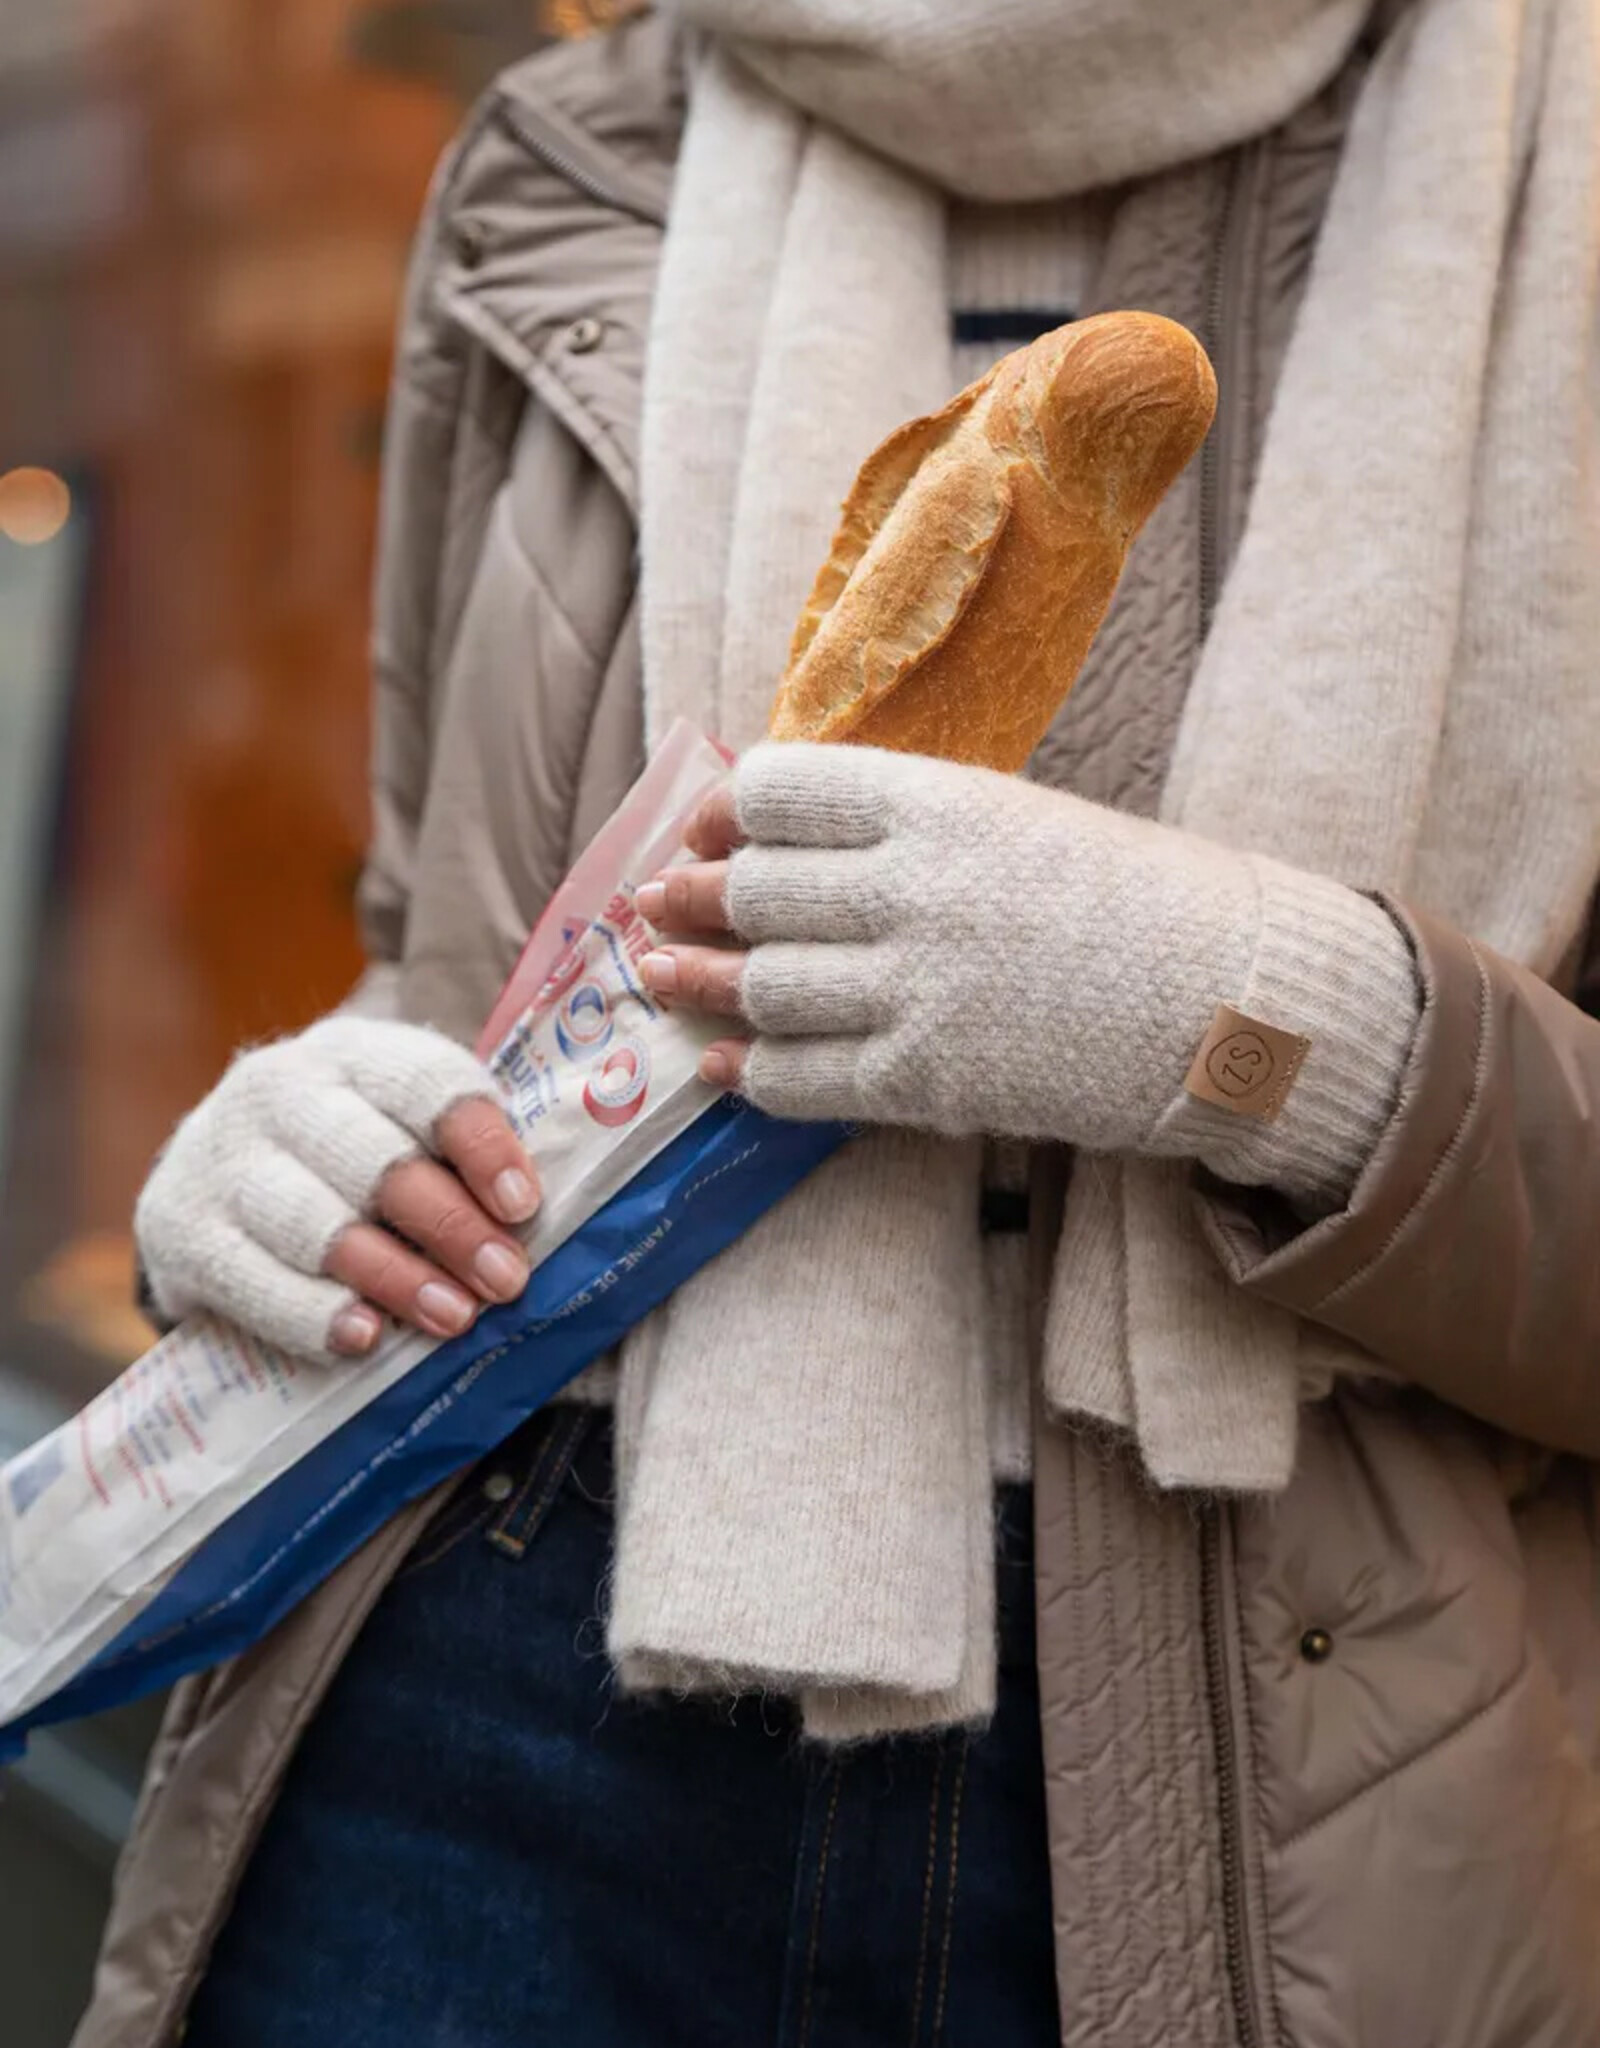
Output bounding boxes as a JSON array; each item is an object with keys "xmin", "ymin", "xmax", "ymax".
[
  {"xmin": 798, "ymin": 1757, "xmax": 846, "ymax": 2048},
  {"xmin": 403, "ymin": 1410, "xmax": 576, "ymax": 1578},
  {"xmin": 908, "ymin": 1744, "xmax": 945, "ymax": 2048},
  {"xmin": 528, "ymin": 1411, "xmax": 591, "ymax": 1533},
  {"xmin": 397, "ymin": 1417, "xmax": 553, "ymax": 1578},
  {"xmin": 396, "ymin": 1496, "xmax": 501, "ymax": 1580},
  {"xmin": 488, "ymin": 1411, "xmax": 587, "ymax": 1558},
  {"xmin": 482, "ymin": 1422, "xmax": 559, "ymax": 1556},
  {"xmin": 932, "ymin": 1735, "xmax": 970, "ymax": 2046}
]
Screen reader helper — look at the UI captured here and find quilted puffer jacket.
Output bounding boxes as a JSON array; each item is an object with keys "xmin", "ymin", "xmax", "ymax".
[{"xmin": 72, "ymin": 16, "xmax": 1600, "ymax": 2047}]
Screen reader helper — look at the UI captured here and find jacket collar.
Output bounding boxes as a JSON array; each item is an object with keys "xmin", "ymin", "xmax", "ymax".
[{"xmin": 432, "ymin": 13, "xmax": 682, "ymax": 511}]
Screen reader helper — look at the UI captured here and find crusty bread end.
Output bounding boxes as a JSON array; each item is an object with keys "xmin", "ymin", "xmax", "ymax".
[{"xmin": 768, "ymin": 311, "xmax": 1217, "ymax": 772}]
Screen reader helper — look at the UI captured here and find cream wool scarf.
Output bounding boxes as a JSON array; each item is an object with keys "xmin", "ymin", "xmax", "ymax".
[{"xmin": 610, "ymin": 0, "xmax": 1600, "ymax": 1739}]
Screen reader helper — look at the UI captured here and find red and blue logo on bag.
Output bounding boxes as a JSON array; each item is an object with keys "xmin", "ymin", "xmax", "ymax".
[
  {"xmin": 554, "ymin": 981, "xmax": 615, "ymax": 1061},
  {"xmin": 582, "ymin": 1038, "xmax": 651, "ymax": 1126},
  {"xmin": 0, "ymin": 726, "xmax": 853, "ymax": 1767}
]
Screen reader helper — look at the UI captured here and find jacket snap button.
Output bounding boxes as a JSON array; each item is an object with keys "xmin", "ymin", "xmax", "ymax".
[
  {"xmin": 1299, "ymin": 1626, "xmax": 1334, "ymax": 1664},
  {"xmin": 565, "ymin": 315, "xmax": 604, "ymax": 354},
  {"xmin": 452, "ymin": 217, "xmax": 488, "ymax": 270},
  {"xmin": 482, "ymin": 1471, "xmax": 514, "ymax": 1504}
]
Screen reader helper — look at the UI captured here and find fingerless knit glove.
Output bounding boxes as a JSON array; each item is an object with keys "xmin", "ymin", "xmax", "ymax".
[
  {"xmin": 726, "ymin": 744, "xmax": 1420, "ymax": 1212},
  {"xmin": 134, "ymin": 1017, "xmax": 500, "ymax": 1358}
]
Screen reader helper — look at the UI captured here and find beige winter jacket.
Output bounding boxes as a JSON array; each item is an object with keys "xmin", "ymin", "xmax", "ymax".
[{"xmin": 73, "ymin": 16, "xmax": 1600, "ymax": 2047}]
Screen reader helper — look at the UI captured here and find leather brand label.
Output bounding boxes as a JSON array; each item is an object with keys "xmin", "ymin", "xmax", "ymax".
[{"xmin": 1183, "ymin": 1004, "xmax": 1310, "ymax": 1123}]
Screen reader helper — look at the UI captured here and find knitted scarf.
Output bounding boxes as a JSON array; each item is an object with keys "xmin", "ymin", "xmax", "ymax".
[{"xmin": 610, "ymin": 0, "xmax": 1600, "ymax": 1739}]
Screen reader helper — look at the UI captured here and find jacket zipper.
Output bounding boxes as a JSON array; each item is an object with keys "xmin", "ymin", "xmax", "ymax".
[
  {"xmin": 493, "ymin": 98, "xmax": 666, "ymax": 226},
  {"xmin": 1198, "ymin": 142, "xmax": 1260, "ymax": 637},
  {"xmin": 1197, "ymin": 137, "xmax": 1276, "ymax": 2048},
  {"xmin": 1201, "ymin": 1504, "xmax": 1273, "ymax": 2048}
]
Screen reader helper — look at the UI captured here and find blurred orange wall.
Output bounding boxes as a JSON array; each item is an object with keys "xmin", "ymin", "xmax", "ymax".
[{"xmin": 0, "ymin": 1, "xmax": 619, "ymax": 1384}]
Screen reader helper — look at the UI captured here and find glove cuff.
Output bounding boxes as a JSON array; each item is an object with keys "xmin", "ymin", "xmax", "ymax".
[{"xmin": 1148, "ymin": 860, "xmax": 1421, "ymax": 1213}]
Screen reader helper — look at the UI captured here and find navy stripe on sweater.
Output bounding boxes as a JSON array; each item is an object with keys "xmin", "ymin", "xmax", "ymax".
[{"xmin": 951, "ymin": 306, "xmax": 1074, "ymax": 345}]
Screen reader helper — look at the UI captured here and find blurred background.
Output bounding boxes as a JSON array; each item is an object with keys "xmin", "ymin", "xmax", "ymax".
[{"xmin": 0, "ymin": 3, "xmax": 615, "ymax": 2039}]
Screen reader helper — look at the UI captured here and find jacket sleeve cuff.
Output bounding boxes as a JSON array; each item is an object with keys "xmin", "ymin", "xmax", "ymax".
[
  {"xmin": 1148, "ymin": 862, "xmax": 1422, "ymax": 1213},
  {"xmin": 1190, "ymin": 905, "xmax": 1600, "ymax": 1456},
  {"xmin": 1191, "ymin": 897, "xmax": 1477, "ymax": 1291}
]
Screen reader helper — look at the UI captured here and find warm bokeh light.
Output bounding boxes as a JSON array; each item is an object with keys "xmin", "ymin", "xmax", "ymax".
[{"xmin": 0, "ymin": 466, "xmax": 72, "ymax": 546}]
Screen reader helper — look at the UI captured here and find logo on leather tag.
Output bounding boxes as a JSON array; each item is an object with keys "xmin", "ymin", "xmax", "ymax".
[{"xmin": 1183, "ymin": 1004, "xmax": 1309, "ymax": 1123}]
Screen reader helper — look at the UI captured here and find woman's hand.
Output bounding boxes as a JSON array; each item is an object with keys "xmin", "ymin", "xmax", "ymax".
[
  {"xmin": 633, "ymin": 742, "xmax": 1268, "ymax": 1148},
  {"xmin": 634, "ymin": 778, "xmax": 756, "ymax": 1089},
  {"xmin": 135, "ymin": 1018, "xmax": 540, "ymax": 1362}
]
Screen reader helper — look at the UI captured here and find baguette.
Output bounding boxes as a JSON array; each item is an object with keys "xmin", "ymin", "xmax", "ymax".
[{"xmin": 768, "ymin": 311, "xmax": 1217, "ymax": 772}]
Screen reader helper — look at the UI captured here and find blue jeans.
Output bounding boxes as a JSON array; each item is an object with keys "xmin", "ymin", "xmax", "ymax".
[{"xmin": 183, "ymin": 1406, "xmax": 1060, "ymax": 2048}]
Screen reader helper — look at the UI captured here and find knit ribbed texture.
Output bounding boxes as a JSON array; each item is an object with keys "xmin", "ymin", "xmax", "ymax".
[
  {"xmin": 947, "ymin": 196, "xmax": 1108, "ymax": 385},
  {"xmin": 1151, "ymin": 862, "xmax": 1419, "ymax": 1213},
  {"xmin": 610, "ymin": 1127, "xmax": 994, "ymax": 1726}
]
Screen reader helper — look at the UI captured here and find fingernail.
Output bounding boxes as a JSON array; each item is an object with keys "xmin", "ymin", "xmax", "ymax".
[
  {"xmin": 700, "ymin": 1048, "xmax": 731, "ymax": 1088},
  {"xmin": 636, "ymin": 880, "xmax": 666, "ymax": 922},
  {"xmin": 474, "ymin": 1242, "xmax": 529, "ymax": 1303},
  {"xmin": 640, "ymin": 949, "xmax": 677, "ymax": 994},
  {"xmin": 492, "ymin": 1167, "xmax": 539, "ymax": 1222},
  {"xmin": 417, "ymin": 1282, "xmax": 476, "ymax": 1335},
  {"xmin": 330, "ymin": 1306, "xmax": 381, "ymax": 1355}
]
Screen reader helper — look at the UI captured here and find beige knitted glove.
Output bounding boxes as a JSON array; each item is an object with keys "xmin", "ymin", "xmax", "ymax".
[
  {"xmin": 134, "ymin": 1017, "xmax": 504, "ymax": 1359},
  {"xmin": 725, "ymin": 744, "xmax": 1419, "ymax": 1211}
]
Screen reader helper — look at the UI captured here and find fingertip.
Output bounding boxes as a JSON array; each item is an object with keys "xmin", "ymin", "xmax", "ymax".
[
  {"xmin": 417, "ymin": 1281, "xmax": 478, "ymax": 1336},
  {"xmin": 437, "ymin": 1096, "xmax": 540, "ymax": 1218},
  {"xmin": 700, "ymin": 1040, "xmax": 747, "ymax": 1091},
  {"xmin": 329, "ymin": 1303, "xmax": 383, "ymax": 1356},
  {"xmin": 492, "ymin": 1165, "xmax": 540, "ymax": 1224},
  {"xmin": 683, "ymin": 782, "xmax": 741, "ymax": 860},
  {"xmin": 639, "ymin": 949, "xmax": 678, "ymax": 996}
]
